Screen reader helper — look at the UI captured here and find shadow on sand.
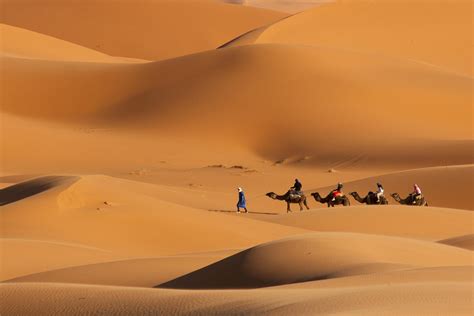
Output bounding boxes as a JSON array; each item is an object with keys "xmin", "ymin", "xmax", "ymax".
[
  {"xmin": 0, "ymin": 176, "xmax": 79, "ymax": 206},
  {"xmin": 208, "ymin": 209, "xmax": 278, "ymax": 216}
]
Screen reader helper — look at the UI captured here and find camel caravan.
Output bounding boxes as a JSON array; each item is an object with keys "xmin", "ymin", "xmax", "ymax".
[{"xmin": 263, "ymin": 180, "xmax": 428, "ymax": 213}]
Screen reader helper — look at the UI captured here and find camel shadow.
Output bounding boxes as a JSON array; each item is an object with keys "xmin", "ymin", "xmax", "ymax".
[{"xmin": 0, "ymin": 176, "xmax": 79, "ymax": 206}]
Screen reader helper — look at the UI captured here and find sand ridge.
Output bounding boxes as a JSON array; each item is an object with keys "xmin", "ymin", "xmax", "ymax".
[
  {"xmin": 0, "ymin": 0, "xmax": 287, "ymax": 61},
  {"xmin": 223, "ymin": 0, "xmax": 473, "ymax": 75}
]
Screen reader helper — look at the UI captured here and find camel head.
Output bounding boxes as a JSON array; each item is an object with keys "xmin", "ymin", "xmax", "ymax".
[
  {"xmin": 349, "ymin": 192, "xmax": 357, "ymax": 197},
  {"xmin": 266, "ymin": 192, "xmax": 277, "ymax": 199},
  {"xmin": 311, "ymin": 192, "xmax": 322, "ymax": 201},
  {"xmin": 391, "ymin": 193, "xmax": 401, "ymax": 202}
]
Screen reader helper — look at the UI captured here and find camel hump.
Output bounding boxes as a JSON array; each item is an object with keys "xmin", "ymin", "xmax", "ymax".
[{"xmin": 289, "ymin": 193, "xmax": 302, "ymax": 199}]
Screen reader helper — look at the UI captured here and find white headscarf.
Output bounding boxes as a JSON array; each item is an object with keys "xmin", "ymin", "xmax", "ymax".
[{"xmin": 238, "ymin": 187, "xmax": 243, "ymax": 192}]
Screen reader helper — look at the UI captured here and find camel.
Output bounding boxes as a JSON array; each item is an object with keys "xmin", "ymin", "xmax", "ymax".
[
  {"xmin": 391, "ymin": 193, "xmax": 428, "ymax": 206},
  {"xmin": 266, "ymin": 191, "xmax": 310, "ymax": 213},
  {"xmin": 311, "ymin": 192, "xmax": 350, "ymax": 207},
  {"xmin": 350, "ymin": 191, "xmax": 389, "ymax": 205}
]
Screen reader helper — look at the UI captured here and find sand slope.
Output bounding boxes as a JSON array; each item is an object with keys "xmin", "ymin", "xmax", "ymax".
[
  {"xmin": 2, "ymin": 44, "xmax": 472, "ymax": 171},
  {"xmin": 438, "ymin": 234, "xmax": 474, "ymax": 251},
  {"xmin": 5, "ymin": 250, "xmax": 238, "ymax": 287},
  {"xmin": 0, "ymin": 0, "xmax": 286, "ymax": 60},
  {"xmin": 224, "ymin": 0, "xmax": 473, "ymax": 75},
  {"xmin": 250, "ymin": 206, "xmax": 474, "ymax": 241},
  {"xmin": 0, "ymin": 175, "xmax": 307, "ymax": 279},
  {"xmin": 0, "ymin": 267, "xmax": 472, "ymax": 315},
  {"xmin": 2, "ymin": 271, "xmax": 471, "ymax": 315},
  {"xmin": 0, "ymin": 24, "xmax": 140, "ymax": 63},
  {"xmin": 159, "ymin": 232, "xmax": 472, "ymax": 289},
  {"xmin": 0, "ymin": 238, "xmax": 121, "ymax": 281},
  {"xmin": 220, "ymin": 0, "xmax": 332, "ymax": 13},
  {"xmin": 309, "ymin": 165, "xmax": 474, "ymax": 209}
]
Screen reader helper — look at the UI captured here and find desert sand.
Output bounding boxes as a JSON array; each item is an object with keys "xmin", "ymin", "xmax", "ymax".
[{"xmin": 1, "ymin": 0, "xmax": 473, "ymax": 315}]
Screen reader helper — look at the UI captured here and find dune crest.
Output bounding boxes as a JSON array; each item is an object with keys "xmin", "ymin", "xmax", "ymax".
[
  {"xmin": 159, "ymin": 232, "xmax": 472, "ymax": 289},
  {"xmin": 0, "ymin": 0, "xmax": 287, "ymax": 60},
  {"xmin": 0, "ymin": 24, "xmax": 142, "ymax": 63},
  {"xmin": 223, "ymin": 0, "xmax": 473, "ymax": 75}
]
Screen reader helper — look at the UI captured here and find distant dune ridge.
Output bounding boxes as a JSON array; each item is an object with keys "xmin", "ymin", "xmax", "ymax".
[
  {"xmin": 220, "ymin": 0, "xmax": 333, "ymax": 13},
  {"xmin": 1, "ymin": 0, "xmax": 473, "ymax": 314},
  {"xmin": 223, "ymin": 0, "xmax": 473, "ymax": 75},
  {"xmin": 0, "ymin": 24, "xmax": 141, "ymax": 63},
  {"xmin": 0, "ymin": 0, "xmax": 287, "ymax": 60}
]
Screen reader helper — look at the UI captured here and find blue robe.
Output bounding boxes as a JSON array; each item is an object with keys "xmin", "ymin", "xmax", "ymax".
[{"xmin": 237, "ymin": 191, "xmax": 246, "ymax": 208}]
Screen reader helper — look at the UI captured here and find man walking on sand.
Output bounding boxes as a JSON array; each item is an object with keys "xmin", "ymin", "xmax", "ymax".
[{"xmin": 237, "ymin": 187, "xmax": 248, "ymax": 213}]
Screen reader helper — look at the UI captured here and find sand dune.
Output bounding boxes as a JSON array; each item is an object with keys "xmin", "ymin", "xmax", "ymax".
[
  {"xmin": 0, "ymin": 175, "xmax": 78, "ymax": 206},
  {"xmin": 7, "ymin": 250, "xmax": 238, "ymax": 287},
  {"xmin": 159, "ymin": 232, "xmax": 472, "ymax": 289},
  {"xmin": 0, "ymin": 238, "xmax": 121, "ymax": 281},
  {"xmin": 224, "ymin": 0, "xmax": 473, "ymax": 75},
  {"xmin": 0, "ymin": 0, "xmax": 286, "ymax": 61},
  {"xmin": 219, "ymin": 0, "xmax": 332, "ymax": 13},
  {"xmin": 2, "ymin": 280, "xmax": 472, "ymax": 315},
  {"xmin": 438, "ymin": 234, "xmax": 474, "ymax": 251},
  {"xmin": 0, "ymin": 24, "xmax": 140, "ymax": 63},
  {"xmin": 274, "ymin": 265, "xmax": 474, "ymax": 289},
  {"xmin": 250, "ymin": 206, "xmax": 474, "ymax": 241},
  {"xmin": 1, "ymin": 1, "xmax": 472, "ymax": 314},
  {"xmin": 2, "ymin": 44, "xmax": 472, "ymax": 171},
  {"xmin": 307, "ymin": 165, "xmax": 474, "ymax": 210},
  {"xmin": 0, "ymin": 175, "xmax": 306, "ymax": 272}
]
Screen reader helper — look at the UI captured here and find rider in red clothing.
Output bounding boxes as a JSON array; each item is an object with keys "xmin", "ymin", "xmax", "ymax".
[{"xmin": 331, "ymin": 183, "xmax": 344, "ymax": 201}]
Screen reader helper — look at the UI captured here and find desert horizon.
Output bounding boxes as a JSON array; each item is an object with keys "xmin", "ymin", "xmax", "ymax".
[{"xmin": 1, "ymin": 0, "xmax": 473, "ymax": 315}]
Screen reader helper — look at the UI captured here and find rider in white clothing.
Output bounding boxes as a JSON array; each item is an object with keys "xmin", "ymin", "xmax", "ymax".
[{"xmin": 376, "ymin": 183, "xmax": 384, "ymax": 202}]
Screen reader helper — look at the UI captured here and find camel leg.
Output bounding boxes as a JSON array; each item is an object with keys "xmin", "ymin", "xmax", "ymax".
[
  {"xmin": 304, "ymin": 199, "xmax": 310, "ymax": 210},
  {"xmin": 299, "ymin": 201, "xmax": 303, "ymax": 211},
  {"xmin": 287, "ymin": 202, "xmax": 291, "ymax": 213}
]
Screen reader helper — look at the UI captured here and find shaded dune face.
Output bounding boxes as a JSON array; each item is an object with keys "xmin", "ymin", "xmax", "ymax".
[
  {"xmin": 438, "ymin": 234, "xmax": 474, "ymax": 251},
  {"xmin": 158, "ymin": 233, "xmax": 472, "ymax": 289},
  {"xmin": 0, "ymin": 176, "xmax": 79, "ymax": 206}
]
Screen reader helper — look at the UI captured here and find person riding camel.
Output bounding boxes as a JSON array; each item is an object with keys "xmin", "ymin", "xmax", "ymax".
[
  {"xmin": 412, "ymin": 184, "xmax": 422, "ymax": 204},
  {"xmin": 331, "ymin": 182, "xmax": 344, "ymax": 201},
  {"xmin": 291, "ymin": 179, "xmax": 303, "ymax": 195},
  {"xmin": 376, "ymin": 182, "xmax": 384, "ymax": 202}
]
